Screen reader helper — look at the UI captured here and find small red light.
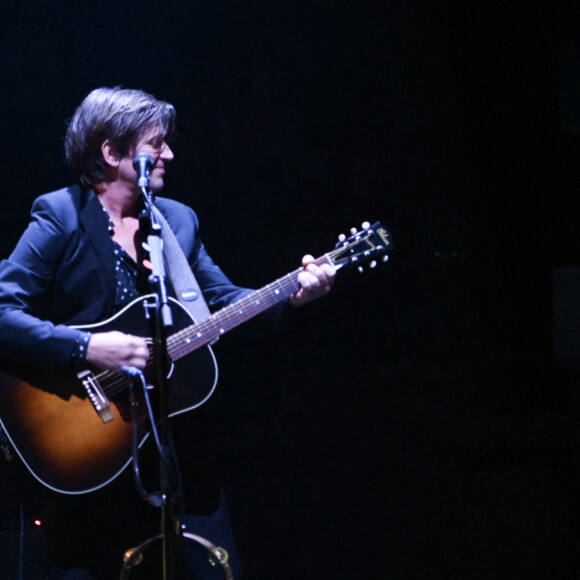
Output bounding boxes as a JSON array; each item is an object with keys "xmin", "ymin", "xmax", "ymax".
[{"xmin": 34, "ymin": 519, "xmax": 42, "ymax": 527}]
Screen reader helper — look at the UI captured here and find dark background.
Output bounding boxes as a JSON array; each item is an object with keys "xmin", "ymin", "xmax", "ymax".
[{"xmin": 1, "ymin": 1, "xmax": 580, "ymax": 578}]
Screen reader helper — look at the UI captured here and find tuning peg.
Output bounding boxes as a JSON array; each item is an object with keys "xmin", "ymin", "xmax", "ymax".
[
  {"xmin": 338, "ymin": 233, "xmax": 346, "ymax": 243},
  {"xmin": 382, "ymin": 255, "xmax": 389, "ymax": 263},
  {"xmin": 350, "ymin": 227, "xmax": 358, "ymax": 236},
  {"xmin": 358, "ymin": 266, "xmax": 364, "ymax": 273},
  {"xmin": 370, "ymin": 260, "xmax": 377, "ymax": 269},
  {"xmin": 362, "ymin": 221, "xmax": 370, "ymax": 230}
]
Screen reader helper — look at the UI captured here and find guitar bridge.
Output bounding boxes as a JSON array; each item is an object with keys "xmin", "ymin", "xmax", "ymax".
[{"xmin": 77, "ymin": 370, "xmax": 114, "ymax": 423}]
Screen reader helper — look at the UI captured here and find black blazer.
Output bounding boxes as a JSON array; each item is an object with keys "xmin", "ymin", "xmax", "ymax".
[{"xmin": 0, "ymin": 185, "xmax": 249, "ymax": 375}]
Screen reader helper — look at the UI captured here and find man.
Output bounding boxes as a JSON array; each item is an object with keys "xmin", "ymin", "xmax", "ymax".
[{"xmin": 0, "ymin": 87, "xmax": 334, "ymax": 579}]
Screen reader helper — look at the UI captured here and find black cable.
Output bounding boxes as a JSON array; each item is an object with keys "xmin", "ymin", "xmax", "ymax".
[{"xmin": 127, "ymin": 368, "xmax": 183, "ymax": 506}]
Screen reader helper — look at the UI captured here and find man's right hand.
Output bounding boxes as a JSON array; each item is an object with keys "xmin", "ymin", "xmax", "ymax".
[{"xmin": 85, "ymin": 331, "xmax": 149, "ymax": 371}]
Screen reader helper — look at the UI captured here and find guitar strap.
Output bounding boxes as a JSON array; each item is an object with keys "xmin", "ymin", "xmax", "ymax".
[{"xmin": 150, "ymin": 205, "xmax": 212, "ymax": 323}]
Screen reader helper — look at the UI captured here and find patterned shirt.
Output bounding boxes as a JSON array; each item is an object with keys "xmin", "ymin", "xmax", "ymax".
[{"xmin": 71, "ymin": 203, "xmax": 148, "ymax": 364}]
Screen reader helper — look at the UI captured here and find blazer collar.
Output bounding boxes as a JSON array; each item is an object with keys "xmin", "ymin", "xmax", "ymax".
[{"xmin": 78, "ymin": 188, "xmax": 116, "ymax": 315}]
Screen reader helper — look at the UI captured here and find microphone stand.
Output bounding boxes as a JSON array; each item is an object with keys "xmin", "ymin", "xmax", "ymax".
[
  {"xmin": 139, "ymin": 184, "xmax": 178, "ymax": 580},
  {"xmin": 120, "ymin": 161, "xmax": 234, "ymax": 579}
]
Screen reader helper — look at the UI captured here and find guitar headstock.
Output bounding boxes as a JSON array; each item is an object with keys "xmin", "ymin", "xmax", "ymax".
[{"xmin": 329, "ymin": 221, "xmax": 393, "ymax": 271}]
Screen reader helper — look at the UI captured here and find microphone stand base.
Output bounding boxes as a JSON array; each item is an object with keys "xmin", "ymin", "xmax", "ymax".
[{"xmin": 118, "ymin": 532, "xmax": 234, "ymax": 580}]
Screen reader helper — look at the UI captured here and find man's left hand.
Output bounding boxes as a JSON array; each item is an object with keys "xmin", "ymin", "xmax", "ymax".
[{"xmin": 289, "ymin": 254, "xmax": 336, "ymax": 307}]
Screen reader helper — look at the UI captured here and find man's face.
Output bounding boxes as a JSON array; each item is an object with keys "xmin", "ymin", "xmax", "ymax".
[{"xmin": 122, "ymin": 125, "xmax": 175, "ymax": 193}]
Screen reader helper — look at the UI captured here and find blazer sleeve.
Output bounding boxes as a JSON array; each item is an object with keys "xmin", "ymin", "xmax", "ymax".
[
  {"xmin": 156, "ymin": 199, "xmax": 253, "ymax": 311},
  {"xmin": 0, "ymin": 195, "xmax": 88, "ymax": 374},
  {"xmin": 156, "ymin": 198, "xmax": 286, "ymax": 321}
]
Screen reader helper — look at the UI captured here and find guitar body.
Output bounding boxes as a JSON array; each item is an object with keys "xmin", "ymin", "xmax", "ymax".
[{"xmin": 0, "ymin": 296, "xmax": 217, "ymax": 495}]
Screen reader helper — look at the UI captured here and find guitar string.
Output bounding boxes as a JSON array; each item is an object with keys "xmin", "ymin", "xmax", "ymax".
[
  {"xmin": 91, "ymin": 250, "xmax": 350, "ymax": 398},
  {"xmin": 166, "ymin": 249, "xmax": 344, "ymax": 360},
  {"xmin": 77, "ymin": 230, "xmax": 390, "ymax": 421},
  {"xmin": 93, "ymin": 272, "xmax": 300, "ymax": 399}
]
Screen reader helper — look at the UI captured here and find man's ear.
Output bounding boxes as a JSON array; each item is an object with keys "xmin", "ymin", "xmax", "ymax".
[{"xmin": 101, "ymin": 139, "xmax": 121, "ymax": 167}]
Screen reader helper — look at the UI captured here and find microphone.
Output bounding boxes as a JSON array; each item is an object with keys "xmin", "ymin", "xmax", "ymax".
[{"xmin": 133, "ymin": 153, "xmax": 155, "ymax": 189}]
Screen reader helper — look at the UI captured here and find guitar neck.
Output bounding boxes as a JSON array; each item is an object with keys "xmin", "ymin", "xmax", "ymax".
[
  {"xmin": 167, "ymin": 255, "xmax": 333, "ymax": 362},
  {"xmin": 166, "ymin": 219, "xmax": 393, "ymax": 362}
]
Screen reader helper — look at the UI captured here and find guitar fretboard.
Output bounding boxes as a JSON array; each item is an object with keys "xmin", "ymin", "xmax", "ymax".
[{"xmin": 168, "ymin": 254, "xmax": 333, "ymax": 361}]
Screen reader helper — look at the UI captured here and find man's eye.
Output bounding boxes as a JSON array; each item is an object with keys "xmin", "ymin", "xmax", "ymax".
[{"xmin": 149, "ymin": 138, "xmax": 164, "ymax": 149}]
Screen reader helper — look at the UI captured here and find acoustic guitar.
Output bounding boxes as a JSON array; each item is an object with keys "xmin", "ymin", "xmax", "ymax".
[{"xmin": 0, "ymin": 222, "xmax": 392, "ymax": 494}]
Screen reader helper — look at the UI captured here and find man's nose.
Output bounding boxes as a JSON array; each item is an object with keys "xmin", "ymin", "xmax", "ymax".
[{"xmin": 161, "ymin": 142, "xmax": 174, "ymax": 161}]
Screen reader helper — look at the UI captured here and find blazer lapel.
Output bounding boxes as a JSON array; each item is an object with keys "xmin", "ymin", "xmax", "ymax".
[{"xmin": 78, "ymin": 189, "xmax": 116, "ymax": 316}]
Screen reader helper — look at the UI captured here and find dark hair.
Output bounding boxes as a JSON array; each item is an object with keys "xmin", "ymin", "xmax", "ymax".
[{"xmin": 64, "ymin": 87, "xmax": 176, "ymax": 187}]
